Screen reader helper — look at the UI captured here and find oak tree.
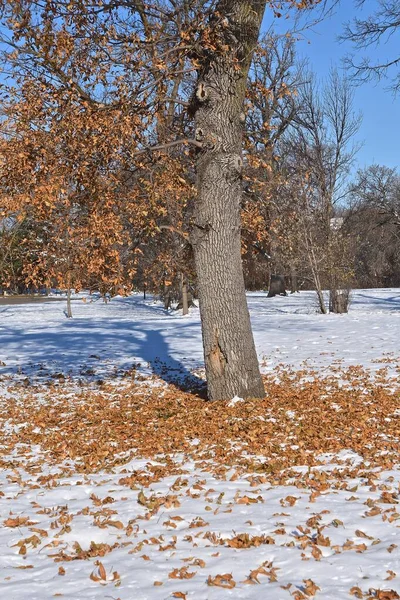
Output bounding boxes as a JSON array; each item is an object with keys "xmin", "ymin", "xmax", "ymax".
[{"xmin": 0, "ymin": 0, "xmax": 323, "ymax": 399}]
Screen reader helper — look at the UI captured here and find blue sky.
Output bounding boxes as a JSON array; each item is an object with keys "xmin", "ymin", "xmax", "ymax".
[{"xmin": 266, "ymin": 1, "xmax": 399, "ymax": 172}]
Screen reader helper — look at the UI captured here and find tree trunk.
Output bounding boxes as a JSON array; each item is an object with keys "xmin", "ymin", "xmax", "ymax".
[
  {"xmin": 329, "ymin": 288, "xmax": 350, "ymax": 314},
  {"xmin": 316, "ymin": 288, "xmax": 327, "ymax": 315},
  {"xmin": 303, "ymin": 227, "xmax": 327, "ymax": 314},
  {"xmin": 66, "ymin": 287, "xmax": 73, "ymax": 318},
  {"xmin": 290, "ymin": 264, "xmax": 298, "ymax": 293},
  {"xmin": 164, "ymin": 288, "xmax": 171, "ymax": 310},
  {"xmin": 181, "ymin": 273, "xmax": 189, "ymax": 316},
  {"xmin": 191, "ymin": 0, "xmax": 266, "ymax": 400}
]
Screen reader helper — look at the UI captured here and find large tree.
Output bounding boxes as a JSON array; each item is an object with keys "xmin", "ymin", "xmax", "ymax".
[{"xmin": 0, "ymin": 0, "xmax": 323, "ymax": 399}]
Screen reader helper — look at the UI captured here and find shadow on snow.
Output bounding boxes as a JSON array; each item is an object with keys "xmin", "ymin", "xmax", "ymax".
[{"xmin": 0, "ymin": 308, "xmax": 206, "ymax": 396}]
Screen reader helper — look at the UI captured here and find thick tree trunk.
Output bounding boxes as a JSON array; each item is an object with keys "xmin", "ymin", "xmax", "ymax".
[
  {"xmin": 329, "ymin": 288, "xmax": 350, "ymax": 314},
  {"xmin": 191, "ymin": 0, "xmax": 266, "ymax": 400}
]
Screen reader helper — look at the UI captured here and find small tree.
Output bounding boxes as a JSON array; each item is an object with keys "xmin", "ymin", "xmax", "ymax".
[{"xmin": 284, "ymin": 69, "xmax": 361, "ymax": 312}]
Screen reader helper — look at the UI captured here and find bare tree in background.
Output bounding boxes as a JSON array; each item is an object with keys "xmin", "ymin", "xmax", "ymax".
[
  {"xmin": 343, "ymin": 0, "xmax": 400, "ymax": 92},
  {"xmin": 242, "ymin": 32, "xmax": 305, "ymax": 290},
  {"xmin": 346, "ymin": 165, "xmax": 400, "ymax": 288},
  {"xmin": 286, "ymin": 69, "xmax": 361, "ymax": 312},
  {"xmin": 349, "ymin": 165, "xmax": 400, "ymax": 228}
]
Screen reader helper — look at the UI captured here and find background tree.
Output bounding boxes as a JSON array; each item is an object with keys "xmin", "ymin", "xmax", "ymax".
[
  {"xmin": 0, "ymin": 215, "xmax": 28, "ymax": 293},
  {"xmin": 343, "ymin": 0, "xmax": 400, "ymax": 92},
  {"xmin": 349, "ymin": 164, "xmax": 400, "ymax": 229},
  {"xmin": 242, "ymin": 32, "xmax": 305, "ymax": 290},
  {"xmin": 281, "ymin": 68, "xmax": 361, "ymax": 312},
  {"xmin": 346, "ymin": 165, "xmax": 400, "ymax": 287}
]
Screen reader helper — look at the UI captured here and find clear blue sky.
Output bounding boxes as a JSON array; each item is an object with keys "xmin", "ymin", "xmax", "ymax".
[{"xmin": 265, "ymin": 1, "xmax": 399, "ymax": 172}]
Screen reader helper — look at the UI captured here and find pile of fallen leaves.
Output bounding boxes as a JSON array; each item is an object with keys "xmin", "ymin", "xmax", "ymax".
[{"xmin": 1, "ymin": 364, "xmax": 399, "ymax": 479}]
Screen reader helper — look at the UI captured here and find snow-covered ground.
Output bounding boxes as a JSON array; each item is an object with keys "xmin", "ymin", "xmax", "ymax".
[
  {"xmin": 1, "ymin": 288, "xmax": 399, "ymax": 384},
  {"xmin": 0, "ymin": 289, "xmax": 399, "ymax": 599}
]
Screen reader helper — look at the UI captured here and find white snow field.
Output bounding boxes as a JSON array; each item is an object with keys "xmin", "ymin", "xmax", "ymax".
[
  {"xmin": 0, "ymin": 288, "xmax": 399, "ymax": 600},
  {"xmin": 1, "ymin": 288, "xmax": 399, "ymax": 383}
]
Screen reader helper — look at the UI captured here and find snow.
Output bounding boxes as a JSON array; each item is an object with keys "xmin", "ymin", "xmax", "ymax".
[
  {"xmin": 228, "ymin": 396, "xmax": 244, "ymax": 407},
  {"xmin": 0, "ymin": 288, "xmax": 399, "ymax": 599},
  {"xmin": 1, "ymin": 288, "xmax": 399, "ymax": 384}
]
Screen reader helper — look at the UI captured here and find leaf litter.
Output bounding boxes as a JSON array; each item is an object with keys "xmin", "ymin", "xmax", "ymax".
[{"xmin": 0, "ymin": 290, "xmax": 400, "ymax": 599}]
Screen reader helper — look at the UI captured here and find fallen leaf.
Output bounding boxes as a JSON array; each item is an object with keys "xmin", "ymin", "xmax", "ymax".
[{"xmin": 207, "ymin": 573, "xmax": 236, "ymax": 589}]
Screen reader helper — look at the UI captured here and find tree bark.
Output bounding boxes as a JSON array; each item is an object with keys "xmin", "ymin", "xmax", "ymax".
[{"xmin": 191, "ymin": 0, "xmax": 266, "ymax": 400}]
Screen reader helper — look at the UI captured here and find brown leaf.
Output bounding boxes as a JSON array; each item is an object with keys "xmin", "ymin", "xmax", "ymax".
[
  {"xmin": 207, "ymin": 573, "xmax": 236, "ymax": 589},
  {"xmin": 355, "ymin": 529, "xmax": 373, "ymax": 540},
  {"xmin": 98, "ymin": 562, "xmax": 107, "ymax": 581},
  {"xmin": 303, "ymin": 578, "xmax": 320, "ymax": 597},
  {"xmin": 316, "ymin": 534, "xmax": 330, "ymax": 547},
  {"xmin": 281, "ymin": 495, "xmax": 298, "ymax": 507},
  {"xmin": 4, "ymin": 516, "xmax": 32, "ymax": 528},
  {"xmin": 374, "ymin": 591, "xmax": 400, "ymax": 600},
  {"xmin": 103, "ymin": 519, "xmax": 124, "ymax": 529},
  {"xmin": 168, "ymin": 567, "xmax": 196, "ymax": 580},
  {"xmin": 311, "ymin": 545, "xmax": 322, "ymax": 561},
  {"xmin": 349, "ymin": 586, "xmax": 363, "ymax": 598}
]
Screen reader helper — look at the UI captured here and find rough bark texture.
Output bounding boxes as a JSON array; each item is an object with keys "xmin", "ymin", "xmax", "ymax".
[
  {"xmin": 191, "ymin": 0, "xmax": 266, "ymax": 400},
  {"xmin": 316, "ymin": 288, "xmax": 327, "ymax": 315}
]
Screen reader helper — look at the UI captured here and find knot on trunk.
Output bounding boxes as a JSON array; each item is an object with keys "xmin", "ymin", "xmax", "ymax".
[
  {"xmin": 230, "ymin": 154, "xmax": 243, "ymax": 172},
  {"xmin": 218, "ymin": 153, "xmax": 243, "ymax": 179},
  {"xmin": 196, "ymin": 82, "xmax": 209, "ymax": 103},
  {"xmin": 195, "ymin": 127, "xmax": 205, "ymax": 141}
]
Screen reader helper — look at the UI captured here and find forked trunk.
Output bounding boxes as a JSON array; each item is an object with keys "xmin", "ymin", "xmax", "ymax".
[{"xmin": 191, "ymin": 0, "xmax": 266, "ymax": 400}]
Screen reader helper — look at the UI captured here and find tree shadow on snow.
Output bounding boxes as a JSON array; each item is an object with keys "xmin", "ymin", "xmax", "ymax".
[
  {"xmin": 352, "ymin": 292, "xmax": 400, "ymax": 311},
  {"xmin": 0, "ymin": 316, "xmax": 207, "ymax": 398}
]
